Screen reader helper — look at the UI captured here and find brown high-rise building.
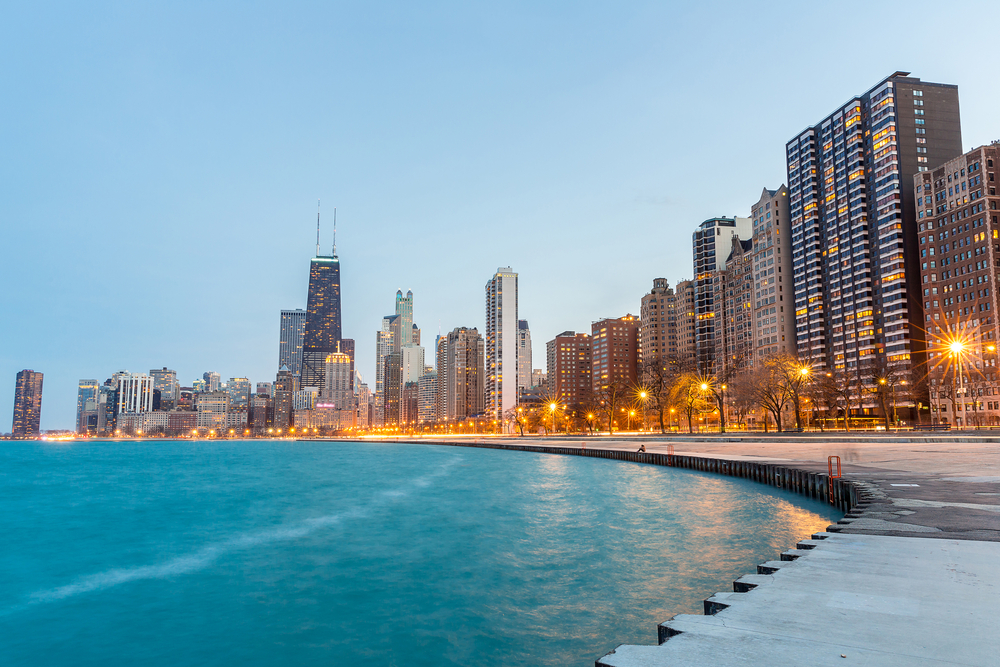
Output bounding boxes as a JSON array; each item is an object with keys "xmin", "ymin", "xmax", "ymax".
[
  {"xmin": 916, "ymin": 143, "xmax": 1000, "ymax": 426},
  {"xmin": 750, "ymin": 185, "xmax": 794, "ymax": 361},
  {"xmin": 676, "ymin": 280, "xmax": 697, "ymax": 367},
  {"xmin": 788, "ymin": 72, "xmax": 962, "ymax": 375},
  {"xmin": 591, "ymin": 315, "xmax": 640, "ymax": 395},
  {"xmin": 640, "ymin": 279, "xmax": 679, "ymax": 364},
  {"xmin": 713, "ymin": 237, "xmax": 755, "ymax": 377},
  {"xmin": 545, "ymin": 332, "xmax": 591, "ymax": 406},
  {"xmin": 12, "ymin": 369, "xmax": 43, "ymax": 438}
]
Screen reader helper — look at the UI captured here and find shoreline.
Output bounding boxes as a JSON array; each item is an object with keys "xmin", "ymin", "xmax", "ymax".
[{"xmin": 374, "ymin": 435, "xmax": 1000, "ymax": 666}]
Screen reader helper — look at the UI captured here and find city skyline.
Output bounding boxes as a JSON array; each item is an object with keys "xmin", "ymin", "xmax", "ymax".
[{"xmin": 5, "ymin": 3, "xmax": 1000, "ymax": 430}]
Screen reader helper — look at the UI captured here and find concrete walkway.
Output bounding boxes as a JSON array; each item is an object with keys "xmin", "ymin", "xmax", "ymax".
[{"xmin": 382, "ymin": 434, "xmax": 1000, "ymax": 666}]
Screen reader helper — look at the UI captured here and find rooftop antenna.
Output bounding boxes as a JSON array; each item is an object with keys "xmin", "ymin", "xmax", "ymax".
[
  {"xmin": 316, "ymin": 200, "xmax": 321, "ymax": 257},
  {"xmin": 332, "ymin": 207, "xmax": 337, "ymax": 257}
]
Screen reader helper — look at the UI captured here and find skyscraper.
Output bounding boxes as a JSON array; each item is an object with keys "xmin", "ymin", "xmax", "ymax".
[
  {"xmin": 485, "ymin": 267, "xmax": 518, "ymax": 420},
  {"xmin": 279, "ymin": 309, "xmax": 307, "ymax": 377},
  {"xmin": 227, "ymin": 377, "xmax": 251, "ymax": 409},
  {"xmin": 787, "ymin": 72, "xmax": 962, "ymax": 374},
  {"xmin": 302, "ymin": 225, "xmax": 342, "ymax": 392},
  {"xmin": 442, "ymin": 327, "xmax": 484, "ymax": 421},
  {"xmin": 202, "ymin": 371, "xmax": 221, "ymax": 393},
  {"xmin": 591, "ymin": 315, "xmax": 640, "ymax": 396},
  {"xmin": 116, "ymin": 372, "xmax": 154, "ymax": 415},
  {"xmin": 150, "ymin": 368, "xmax": 178, "ymax": 406},
  {"xmin": 546, "ymin": 332, "xmax": 591, "ymax": 406},
  {"xmin": 751, "ymin": 186, "xmax": 794, "ymax": 361},
  {"xmin": 640, "ymin": 279, "xmax": 679, "ymax": 364},
  {"xmin": 76, "ymin": 379, "xmax": 100, "ymax": 434},
  {"xmin": 323, "ymin": 351, "xmax": 353, "ymax": 408},
  {"xmin": 12, "ymin": 369, "xmax": 43, "ymax": 438},
  {"xmin": 692, "ymin": 217, "xmax": 751, "ymax": 374},
  {"xmin": 516, "ymin": 320, "xmax": 532, "ymax": 393},
  {"xmin": 396, "ymin": 290, "xmax": 414, "ymax": 347},
  {"xmin": 712, "ymin": 236, "xmax": 755, "ymax": 376}
]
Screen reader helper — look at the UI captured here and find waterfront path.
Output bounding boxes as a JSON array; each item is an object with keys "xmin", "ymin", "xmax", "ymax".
[{"xmin": 381, "ymin": 434, "xmax": 1000, "ymax": 666}]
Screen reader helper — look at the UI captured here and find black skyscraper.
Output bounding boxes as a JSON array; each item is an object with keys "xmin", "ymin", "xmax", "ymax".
[
  {"xmin": 12, "ymin": 369, "xmax": 43, "ymax": 438},
  {"xmin": 301, "ymin": 255, "xmax": 343, "ymax": 392}
]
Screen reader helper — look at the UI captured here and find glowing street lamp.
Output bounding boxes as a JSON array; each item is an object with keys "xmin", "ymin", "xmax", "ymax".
[{"xmin": 549, "ymin": 402, "xmax": 557, "ymax": 435}]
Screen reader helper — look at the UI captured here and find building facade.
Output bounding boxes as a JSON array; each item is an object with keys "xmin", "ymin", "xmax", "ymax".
[
  {"xmin": 485, "ymin": 267, "xmax": 518, "ymax": 421},
  {"xmin": 545, "ymin": 332, "xmax": 592, "ymax": 407},
  {"xmin": 302, "ymin": 249, "xmax": 343, "ymax": 392},
  {"xmin": 917, "ymin": 144, "xmax": 1000, "ymax": 426},
  {"xmin": 713, "ymin": 237, "xmax": 755, "ymax": 377},
  {"xmin": 441, "ymin": 327, "xmax": 484, "ymax": 421},
  {"xmin": 692, "ymin": 217, "xmax": 752, "ymax": 373},
  {"xmin": 787, "ymin": 72, "xmax": 962, "ymax": 375},
  {"xmin": 116, "ymin": 372, "xmax": 154, "ymax": 415},
  {"xmin": 591, "ymin": 315, "xmax": 640, "ymax": 395},
  {"xmin": 640, "ymin": 279, "xmax": 679, "ymax": 364},
  {"xmin": 76, "ymin": 378, "xmax": 100, "ymax": 434},
  {"xmin": 751, "ymin": 186, "xmax": 794, "ymax": 360}
]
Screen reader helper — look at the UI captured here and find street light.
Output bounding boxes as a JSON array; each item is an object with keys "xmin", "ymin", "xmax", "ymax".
[
  {"xmin": 638, "ymin": 390, "xmax": 648, "ymax": 431},
  {"xmin": 549, "ymin": 402, "xmax": 557, "ymax": 435}
]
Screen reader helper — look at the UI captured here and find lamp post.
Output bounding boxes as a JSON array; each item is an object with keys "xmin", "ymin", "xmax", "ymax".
[
  {"xmin": 549, "ymin": 402, "xmax": 557, "ymax": 435},
  {"xmin": 950, "ymin": 340, "xmax": 966, "ymax": 428},
  {"xmin": 638, "ymin": 391, "xmax": 648, "ymax": 432}
]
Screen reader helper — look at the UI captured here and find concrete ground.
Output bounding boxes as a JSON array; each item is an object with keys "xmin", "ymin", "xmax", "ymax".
[{"xmin": 385, "ymin": 433, "xmax": 1000, "ymax": 665}]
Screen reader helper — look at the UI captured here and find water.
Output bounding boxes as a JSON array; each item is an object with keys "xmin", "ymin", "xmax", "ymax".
[{"xmin": 0, "ymin": 440, "xmax": 840, "ymax": 666}]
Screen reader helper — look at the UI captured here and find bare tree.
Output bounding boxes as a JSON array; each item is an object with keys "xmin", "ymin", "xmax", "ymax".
[
  {"xmin": 671, "ymin": 373, "xmax": 711, "ymax": 433},
  {"xmin": 727, "ymin": 370, "xmax": 756, "ymax": 430},
  {"xmin": 596, "ymin": 376, "xmax": 632, "ymax": 435},
  {"xmin": 750, "ymin": 357, "xmax": 793, "ymax": 431},
  {"xmin": 641, "ymin": 354, "xmax": 688, "ymax": 434}
]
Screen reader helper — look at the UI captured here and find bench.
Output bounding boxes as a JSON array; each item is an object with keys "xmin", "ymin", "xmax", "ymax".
[{"xmin": 912, "ymin": 424, "xmax": 951, "ymax": 432}]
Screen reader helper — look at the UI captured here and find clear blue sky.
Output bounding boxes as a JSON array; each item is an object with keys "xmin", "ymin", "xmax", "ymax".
[{"xmin": 4, "ymin": 1, "xmax": 1000, "ymax": 430}]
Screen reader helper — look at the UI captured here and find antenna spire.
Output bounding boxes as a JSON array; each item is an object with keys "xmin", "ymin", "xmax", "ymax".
[
  {"xmin": 333, "ymin": 207, "xmax": 337, "ymax": 257},
  {"xmin": 316, "ymin": 200, "xmax": 321, "ymax": 257}
]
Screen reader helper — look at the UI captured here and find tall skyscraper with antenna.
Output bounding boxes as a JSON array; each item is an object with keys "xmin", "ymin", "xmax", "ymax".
[{"xmin": 301, "ymin": 202, "xmax": 343, "ymax": 392}]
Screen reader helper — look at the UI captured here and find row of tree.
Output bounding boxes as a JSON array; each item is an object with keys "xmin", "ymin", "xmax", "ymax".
[{"xmin": 507, "ymin": 352, "xmax": 930, "ymax": 434}]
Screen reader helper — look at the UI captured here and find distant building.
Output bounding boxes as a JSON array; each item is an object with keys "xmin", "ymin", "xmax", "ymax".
[
  {"xmin": 396, "ymin": 290, "xmax": 414, "ymax": 347},
  {"xmin": 401, "ymin": 382, "xmax": 419, "ymax": 426},
  {"xmin": 383, "ymin": 351, "xmax": 402, "ymax": 425},
  {"xmin": 713, "ymin": 237, "xmax": 755, "ymax": 377},
  {"xmin": 202, "ymin": 372, "xmax": 221, "ymax": 393},
  {"xmin": 12, "ymin": 369, "xmax": 43, "ymax": 438},
  {"xmin": 195, "ymin": 391, "xmax": 229, "ymax": 429},
  {"xmin": 192, "ymin": 379, "xmax": 206, "ymax": 393},
  {"xmin": 293, "ymin": 388, "xmax": 318, "ymax": 411},
  {"xmin": 227, "ymin": 377, "xmax": 251, "ymax": 409},
  {"xmin": 545, "ymin": 332, "xmax": 591, "ymax": 406},
  {"xmin": 418, "ymin": 372, "xmax": 438, "ymax": 423},
  {"xmin": 530, "ymin": 368, "xmax": 546, "ymax": 389},
  {"xmin": 116, "ymin": 372, "xmax": 154, "ymax": 414},
  {"xmin": 278, "ymin": 309, "xmax": 307, "ymax": 377},
  {"xmin": 150, "ymin": 368, "xmax": 178, "ymax": 405},
  {"xmin": 591, "ymin": 315, "xmax": 640, "ymax": 395},
  {"xmin": 250, "ymin": 394, "xmax": 272, "ymax": 435},
  {"xmin": 517, "ymin": 320, "xmax": 532, "ymax": 393},
  {"xmin": 323, "ymin": 351, "xmax": 353, "ymax": 408},
  {"xmin": 402, "ymin": 345, "xmax": 425, "ymax": 385},
  {"xmin": 676, "ymin": 280, "xmax": 697, "ymax": 366},
  {"xmin": 256, "ymin": 382, "xmax": 273, "ymax": 397},
  {"xmin": 485, "ymin": 267, "xmax": 518, "ymax": 421},
  {"xmin": 302, "ymin": 242, "xmax": 343, "ymax": 393},
  {"xmin": 76, "ymin": 379, "xmax": 100, "ymax": 434},
  {"xmin": 272, "ymin": 366, "xmax": 296, "ymax": 430},
  {"xmin": 439, "ymin": 327, "xmax": 485, "ymax": 421}
]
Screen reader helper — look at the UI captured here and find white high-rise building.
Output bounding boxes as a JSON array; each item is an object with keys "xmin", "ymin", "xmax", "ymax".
[
  {"xmin": 323, "ymin": 351, "xmax": 353, "ymax": 408},
  {"xmin": 516, "ymin": 320, "xmax": 532, "ymax": 393},
  {"xmin": 116, "ymin": 372, "xmax": 154, "ymax": 414},
  {"xmin": 401, "ymin": 345, "xmax": 425, "ymax": 385},
  {"xmin": 485, "ymin": 267, "xmax": 518, "ymax": 420}
]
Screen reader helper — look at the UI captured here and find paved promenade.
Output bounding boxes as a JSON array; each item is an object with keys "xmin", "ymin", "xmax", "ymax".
[{"xmin": 390, "ymin": 433, "xmax": 1000, "ymax": 666}]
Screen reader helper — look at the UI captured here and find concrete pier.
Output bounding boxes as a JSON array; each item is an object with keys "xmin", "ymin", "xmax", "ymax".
[{"xmin": 375, "ymin": 434, "xmax": 1000, "ymax": 666}]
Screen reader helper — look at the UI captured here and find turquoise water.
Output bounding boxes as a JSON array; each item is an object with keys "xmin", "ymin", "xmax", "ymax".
[{"xmin": 0, "ymin": 440, "xmax": 840, "ymax": 666}]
